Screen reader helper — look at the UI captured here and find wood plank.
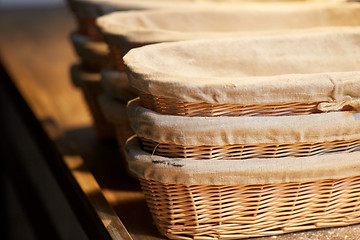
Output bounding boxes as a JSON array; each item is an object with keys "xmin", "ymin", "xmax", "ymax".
[
  {"xmin": 0, "ymin": 7, "xmax": 89, "ymax": 132},
  {"xmin": 64, "ymin": 155, "xmax": 132, "ymax": 240},
  {"xmin": 1, "ymin": 6, "xmax": 360, "ymax": 240},
  {"xmin": 58, "ymin": 125, "xmax": 165, "ymax": 240},
  {"xmin": 0, "ymin": 7, "xmax": 132, "ymax": 240}
]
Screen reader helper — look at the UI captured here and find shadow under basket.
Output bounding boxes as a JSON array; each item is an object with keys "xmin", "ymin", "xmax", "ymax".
[{"xmin": 140, "ymin": 176, "xmax": 360, "ymax": 240}]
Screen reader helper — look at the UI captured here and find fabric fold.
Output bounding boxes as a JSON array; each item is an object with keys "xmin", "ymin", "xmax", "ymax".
[{"xmin": 318, "ymin": 96, "xmax": 360, "ymax": 112}]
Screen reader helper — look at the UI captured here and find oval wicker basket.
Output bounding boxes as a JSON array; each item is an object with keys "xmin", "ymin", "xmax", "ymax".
[
  {"xmin": 69, "ymin": 32, "xmax": 110, "ymax": 72},
  {"xmin": 97, "ymin": 3, "xmax": 360, "ymax": 79},
  {"xmin": 125, "ymin": 136, "xmax": 360, "ymax": 239},
  {"xmin": 98, "ymin": 94, "xmax": 134, "ymax": 151},
  {"xmin": 124, "ymin": 29, "xmax": 360, "ymax": 117},
  {"xmin": 100, "ymin": 69, "xmax": 138, "ymax": 102},
  {"xmin": 70, "ymin": 64, "xmax": 115, "ymax": 139},
  {"xmin": 76, "ymin": 16, "xmax": 102, "ymax": 41},
  {"xmin": 69, "ymin": 0, "xmax": 262, "ymax": 41},
  {"xmin": 128, "ymin": 98, "xmax": 360, "ymax": 160}
]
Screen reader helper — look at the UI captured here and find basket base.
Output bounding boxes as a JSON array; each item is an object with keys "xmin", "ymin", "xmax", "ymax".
[{"xmin": 139, "ymin": 176, "xmax": 360, "ymax": 240}]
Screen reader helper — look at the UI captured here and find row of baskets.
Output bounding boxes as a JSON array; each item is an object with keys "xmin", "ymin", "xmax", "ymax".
[
  {"xmin": 66, "ymin": 0, "xmax": 360, "ymax": 239},
  {"xmin": 68, "ymin": 0, "xmax": 360, "ymax": 139},
  {"xmin": 122, "ymin": 28, "xmax": 360, "ymax": 239}
]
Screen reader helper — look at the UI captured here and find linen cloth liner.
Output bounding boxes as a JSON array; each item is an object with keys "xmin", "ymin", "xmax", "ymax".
[
  {"xmin": 69, "ymin": 32, "xmax": 110, "ymax": 66},
  {"xmin": 98, "ymin": 94, "xmax": 129, "ymax": 124},
  {"xmin": 70, "ymin": 65, "xmax": 85, "ymax": 87},
  {"xmin": 128, "ymin": 98, "xmax": 360, "ymax": 146},
  {"xmin": 98, "ymin": 3, "xmax": 360, "ymax": 55},
  {"xmin": 68, "ymin": 0, "xmax": 275, "ymax": 18},
  {"xmin": 68, "ymin": 0, "xmax": 348, "ymax": 18},
  {"xmin": 100, "ymin": 69, "xmax": 138, "ymax": 102},
  {"xmin": 125, "ymin": 136, "xmax": 360, "ymax": 185},
  {"xmin": 98, "ymin": 94, "xmax": 134, "ymax": 155},
  {"xmin": 70, "ymin": 64, "xmax": 101, "ymax": 88},
  {"xmin": 124, "ymin": 28, "xmax": 360, "ymax": 107}
]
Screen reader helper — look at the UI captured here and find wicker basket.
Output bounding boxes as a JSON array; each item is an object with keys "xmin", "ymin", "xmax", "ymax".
[
  {"xmin": 97, "ymin": 3, "xmax": 360, "ymax": 74},
  {"xmin": 100, "ymin": 69, "xmax": 138, "ymax": 102},
  {"xmin": 140, "ymin": 137, "xmax": 360, "ymax": 160},
  {"xmin": 98, "ymin": 94, "xmax": 134, "ymax": 156},
  {"xmin": 98, "ymin": 68, "xmax": 137, "ymax": 148},
  {"xmin": 69, "ymin": 32, "xmax": 110, "ymax": 72},
  {"xmin": 76, "ymin": 16, "xmax": 103, "ymax": 41},
  {"xmin": 123, "ymin": 29, "xmax": 360, "ymax": 117},
  {"xmin": 125, "ymin": 136, "xmax": 360, "ymax": 239},
  {"xmin": 128, "ymin": 98, "xmax": 360, "ymax": 160},
  {"xmin": 66, "ymin": 0, "xmax": 103, "ymax": 40},
  {"xmin": 67, "ymin": 0, "xmax": 248, "ymax": 41},
  {"xmin": 70, "ymin": 64, "xmax": 115, "ymax": 139},
  {"xmin": 139, "ymin": 92, "xmax": 356, "ymax": 117},
  {"xmin": 140, "ymin": 177, "xmax": 360, "ymax": 240}
]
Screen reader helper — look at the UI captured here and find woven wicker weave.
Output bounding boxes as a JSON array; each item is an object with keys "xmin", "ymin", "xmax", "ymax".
[
  {"xmin": 76, "ymin": 16, "xmax": 102, "ymax": 41},
  {"xmin": 141, "ymin": 137, "xmax": 360, "ymax": 160},
  {"xmin": 140, "ymin": 176, "xmax": 360, "ymax": 239},
  {"xmin": 140, "ymin": 93, "xmax": 357, "ymax": 117},
  {"xmin": 140, "ymin": 93, "xmax": 325, "ymax": 117},
  {"xmin": 109, "ymin": 44, "xmax": 126, "ymax": 72}
]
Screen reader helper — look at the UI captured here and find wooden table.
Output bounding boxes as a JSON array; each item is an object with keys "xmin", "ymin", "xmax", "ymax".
[{"xmin": 1, "ymin": 6, "xmax": 359, "ymax": 240}]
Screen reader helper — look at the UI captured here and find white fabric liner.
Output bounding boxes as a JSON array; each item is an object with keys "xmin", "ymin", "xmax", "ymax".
[
  {"xmin": 69, "ymin": 32, "xmax": 109, "ymax": 64},
  {"xmin": 70, "ymin": 64, "xmax": 84, "ymax": 87},
  {"xmin": 98, "ymin": 94, "xmax": 129, "ymax": 124},
  {"xmin": 125, "ymin": 135, "xmax": 360, "ymax": 185},
  {"xmin": 68, "ymin": 0, "xmax": 345, "ymax": 18},
  {"xmin": 97, "ymin": 3, "xmax": 360, "ymax": 53},
  {"xmin": 124, "ymin": 28, "xmax": 360, "ymax": 106},
  {"xmin": 128, "ymin": 98, "xmax": 360, "ymax": 146},
  {"xmin": 100, "ymin": 69, "xmax": 138, "ymax": 102},
  {"xmin": 70, "ymin": 64, "xmax": 101, "ymax": 88},
  {"xmin": 98, "ymin": 94, "xmax": 135, "ymax": 149}
]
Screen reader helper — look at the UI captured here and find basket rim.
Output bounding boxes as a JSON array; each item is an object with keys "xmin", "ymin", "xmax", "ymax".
[
  {"xmin": 140, "ymin": 92, "xmax": 326, "ymax": 117},
  {"xmin": 124, "ymin": 31, "xmax": 360, "ymax": 106},
  {"xmin": 128, "ymin": 98, "xmax": 360, "ymax": 146},
  {"xmin": 125, "ymin": 135, "xmax": 360, "ymax": 185},
  {"xmin": 98, "ymin": 94, "xmax": 129, "ymax": 123},
  {"xmin": 100, "ymin": 69, "xmax": 138, "ymax": 102},
  {"xmin": 141, "ymin": 137, "xmax": 360, "ymax": 160},
  {"xmin": 70, "ymin": 64, "xmax": 101, "ymax": 83},
  {"xmin": 73, "ymin": 0, "xmax": 220, "ymax": 18},
  {"xmin": 97, "ymin": 3, "xmax": 360, "ymax": 42},
  {"xmin": 70, "ymin": 31, "xmax": 110, "ymax": 64}
]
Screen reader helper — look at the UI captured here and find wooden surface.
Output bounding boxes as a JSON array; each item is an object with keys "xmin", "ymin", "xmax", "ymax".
[{"xmin": 1, "ymin": 6, "xmax": 360, "ymax": 240}]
